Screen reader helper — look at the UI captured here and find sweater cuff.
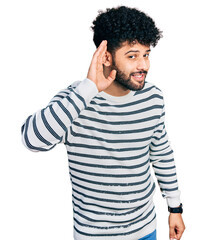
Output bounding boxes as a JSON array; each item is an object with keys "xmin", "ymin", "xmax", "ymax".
[
  {"xmin": 166, "ymin": 197, "xmax": 181, "ymax": 208},
  {"xmin": 74, "ymin": 78, "xmax": 99, "ymax": 103}
]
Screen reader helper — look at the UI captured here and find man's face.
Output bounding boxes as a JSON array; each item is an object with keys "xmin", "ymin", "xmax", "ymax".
[{"xmin": 111, "ymin": 41, "xmax": 151, "ymax": 91}]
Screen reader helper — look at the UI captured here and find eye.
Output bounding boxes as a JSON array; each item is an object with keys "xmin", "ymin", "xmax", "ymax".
[
  {"xmin": 144, "ymin": 54, "xmax": 150, "ymax": 58},
  {"xmin": 128, "ymin": 55, "xmax": 136, "ymax": 59}
]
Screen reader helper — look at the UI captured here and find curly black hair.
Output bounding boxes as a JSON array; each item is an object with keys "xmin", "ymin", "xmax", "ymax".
[{"xmin": 91, "ymin": 6, "xmax": 163, "ymax": 54}]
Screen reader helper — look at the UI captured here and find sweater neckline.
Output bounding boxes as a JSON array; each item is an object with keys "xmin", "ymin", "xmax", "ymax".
[{"xmin": 97, "ymin": 89, "xmax": 136, "ymax": 102}]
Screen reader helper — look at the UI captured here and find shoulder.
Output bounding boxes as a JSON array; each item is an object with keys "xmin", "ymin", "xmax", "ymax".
[
  {"xmin": 48, "ymin": 80, "xmax": 82, "ymax": 105},
  {"xmin": 67, "ymin": 80, "xmax": 81, "ymax": 90},
  {"xmin": 144, "ymin": 81, "xmax": 164, "ymax": 99}
]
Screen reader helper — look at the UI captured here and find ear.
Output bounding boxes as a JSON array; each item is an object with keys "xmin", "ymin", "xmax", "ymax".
[{"xmin": 103, "ymin": 51, "xmax": 113, "ymax": 67}]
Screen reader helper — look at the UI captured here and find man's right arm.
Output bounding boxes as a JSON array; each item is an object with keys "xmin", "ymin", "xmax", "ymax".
[
  {"xmin": 21, "ymin": 40, "xmax": 116, "ymax": 152},
  {"xmin": 21, "ymin": 78, "xmax": 98, "ymax": 152}
]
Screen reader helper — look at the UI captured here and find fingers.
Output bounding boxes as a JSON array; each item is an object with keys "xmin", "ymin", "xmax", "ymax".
[
  {"xmin": 87, "ymin": 40, "xmax": 107, "ymax": 82},
  {"xmin": 170, "ymin": 226, "xmax": 178, "ymax": 240},
  {"xmin": 90, "ymin": 40, "xmax": 107, "ymax": 72},
  {"xmin": 96, "ymin": 40, "xmax": 107, "ymax": 68},
  {"xmin": 107, "ymin": 69, "xmax": 116, "ymax": 83},
  {"xmin": 176, "ymin": 232, "xmax": 183, "ymax": 240},
  {"xmin": 170, "ymin": 227, "xmax": 185, "ymax": 240},
  {"xmin": 93, "ymin": 40, "xmax": 107, "ymax": 59},
  {"xmin": 168, "ymin": 212, "xmax": 185, "ymax": 240},
  {"xmin": 176, "ymin": 226, "xmax": 185, "ymax": 240}
]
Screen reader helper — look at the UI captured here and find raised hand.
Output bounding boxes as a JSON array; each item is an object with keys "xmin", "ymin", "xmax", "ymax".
[{"xmin": 87, "ymin": 40, "xmax": 116, "ymax": 92}]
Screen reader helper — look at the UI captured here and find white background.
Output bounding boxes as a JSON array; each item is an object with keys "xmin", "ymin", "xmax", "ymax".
[{"xmin": 0, "ymin": 0, "xmax": 205, "ymax": 239}]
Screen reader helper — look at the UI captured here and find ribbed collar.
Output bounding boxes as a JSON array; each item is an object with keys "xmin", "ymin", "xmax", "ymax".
[{"xmin": 97, "ymin": 89, "xmax": 136, "ymax": 103}]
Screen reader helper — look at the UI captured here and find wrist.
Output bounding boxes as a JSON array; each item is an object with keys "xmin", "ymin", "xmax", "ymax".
[{"xmin": 168, "ymin": 203, "xmax": 183, "ymax": 214}]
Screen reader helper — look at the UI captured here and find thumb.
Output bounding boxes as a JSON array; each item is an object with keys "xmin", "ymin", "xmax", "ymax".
[
  {"xmin": 170, "ymin": 226, "xmax": 177, "ymax": 240},
  {"xmin": 107, "ymin": 69, "xmax": 116, "ymax": 83}
]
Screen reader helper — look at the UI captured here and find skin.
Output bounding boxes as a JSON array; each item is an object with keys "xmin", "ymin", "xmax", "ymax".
[
  {"xmin": 87, "ymin": 40, "xmax": 185, "ymax": 239},
  {"xmin": 87, "ymin": 40, "xmax": 117, "ymax": 93},
  {"xmin": 104, "ymin": 39, "xmax": 150, "ymax": 95},
  {"xmin": 169, "ymin": 212, "xmax": 186, "ymax": 240}
]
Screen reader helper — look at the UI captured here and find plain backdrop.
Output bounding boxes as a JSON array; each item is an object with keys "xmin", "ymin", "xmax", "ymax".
[{"xmin": 0, "ymin": 0, "xmax": 205, "ymax": 239}]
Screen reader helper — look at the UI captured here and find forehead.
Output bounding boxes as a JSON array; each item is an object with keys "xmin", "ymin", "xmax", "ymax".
[{"xmin": 116, "ymin": 40, "xmax": 150, "ymax": 54}]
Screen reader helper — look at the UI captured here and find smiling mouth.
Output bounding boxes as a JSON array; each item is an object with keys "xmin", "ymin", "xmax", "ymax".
[{"xmin": 131, "ymin": 72, "xmax": 146, "ymax": 81}]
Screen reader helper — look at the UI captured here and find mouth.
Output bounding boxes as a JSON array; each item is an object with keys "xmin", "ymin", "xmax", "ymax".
[{"xmin": 131, "ymin": 72, "xmax": 146, "ymax": 81}]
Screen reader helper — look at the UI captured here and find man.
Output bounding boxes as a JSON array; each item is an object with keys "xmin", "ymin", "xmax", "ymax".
[{"xmin": 21, "ymin": 6, "xmax": 185, "ymax": 240}]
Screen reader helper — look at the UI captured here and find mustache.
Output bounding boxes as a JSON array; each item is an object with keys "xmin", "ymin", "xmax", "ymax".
[{"xmin": 131, "ymin": 71, "xmax": 148, "ymax": 75}]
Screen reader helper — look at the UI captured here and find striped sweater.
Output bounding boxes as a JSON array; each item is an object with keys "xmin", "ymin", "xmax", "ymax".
[{"xmin": 21, "ymin": 78, "xmax": 181, "ymax": 240}]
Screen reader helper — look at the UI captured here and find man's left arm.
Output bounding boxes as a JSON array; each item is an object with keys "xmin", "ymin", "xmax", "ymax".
[{"xmin": 149, "ymin": 94, "xmax": 185, "ymax": 240}]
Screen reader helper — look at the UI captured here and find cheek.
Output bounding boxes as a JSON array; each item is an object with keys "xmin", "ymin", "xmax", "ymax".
[
  {"xmin": 146, "ymin": 60, "xmax": 150, "ymax": 69},
  {"xmin": 115, "ymin": 59, "xmax": 137, "ymax": 75},
  {"xmin": 122, "ymin": 63, "xmax": 135, "ymax": 74},
  {"xmin": 115, "ymin": 62, "xmax": 131, "ymax": 74}
]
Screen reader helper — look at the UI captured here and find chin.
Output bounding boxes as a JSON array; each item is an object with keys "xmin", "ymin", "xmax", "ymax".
[
  {"xmin": 115, "ymin": 78, "xmax": 146, "ymax": 91},
  {"xmin": 127, "ymin": 80, "xmax": 145, "ymax": 91}
]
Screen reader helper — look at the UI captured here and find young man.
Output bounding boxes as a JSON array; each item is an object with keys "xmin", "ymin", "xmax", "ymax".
[{"xmin": 21, "ymin": 6, "xmax": 185, "ymax": 240}]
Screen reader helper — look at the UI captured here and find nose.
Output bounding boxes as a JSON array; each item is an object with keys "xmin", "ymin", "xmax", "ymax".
[{"xmin": 136, "ymin": 57, "xmax": 148, "ymax": 71}]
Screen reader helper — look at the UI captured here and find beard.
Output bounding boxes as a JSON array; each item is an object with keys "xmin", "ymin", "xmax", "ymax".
[{"xmin": 112, "ymin": 62, "xmax": 147, "ymax": 91}]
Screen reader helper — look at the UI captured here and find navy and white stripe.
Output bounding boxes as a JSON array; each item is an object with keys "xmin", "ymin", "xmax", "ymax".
[{"xmin": 21, "ymin": 78, "xmax": 181, "ymax": 240}]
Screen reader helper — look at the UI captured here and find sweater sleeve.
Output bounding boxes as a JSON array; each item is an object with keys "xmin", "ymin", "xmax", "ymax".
[
  {"xmin": 149, "ymin": 93, "xmax": 181, "ymax": 208},
  {"xmin": 21, "ymin": 78, "xmax": 98, "ymax": 152}
]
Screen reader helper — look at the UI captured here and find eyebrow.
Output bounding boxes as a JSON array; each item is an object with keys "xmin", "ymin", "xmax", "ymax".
[{"xmin": 125, "ymin": 49, "xmax": 151, "ymax": 55}]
